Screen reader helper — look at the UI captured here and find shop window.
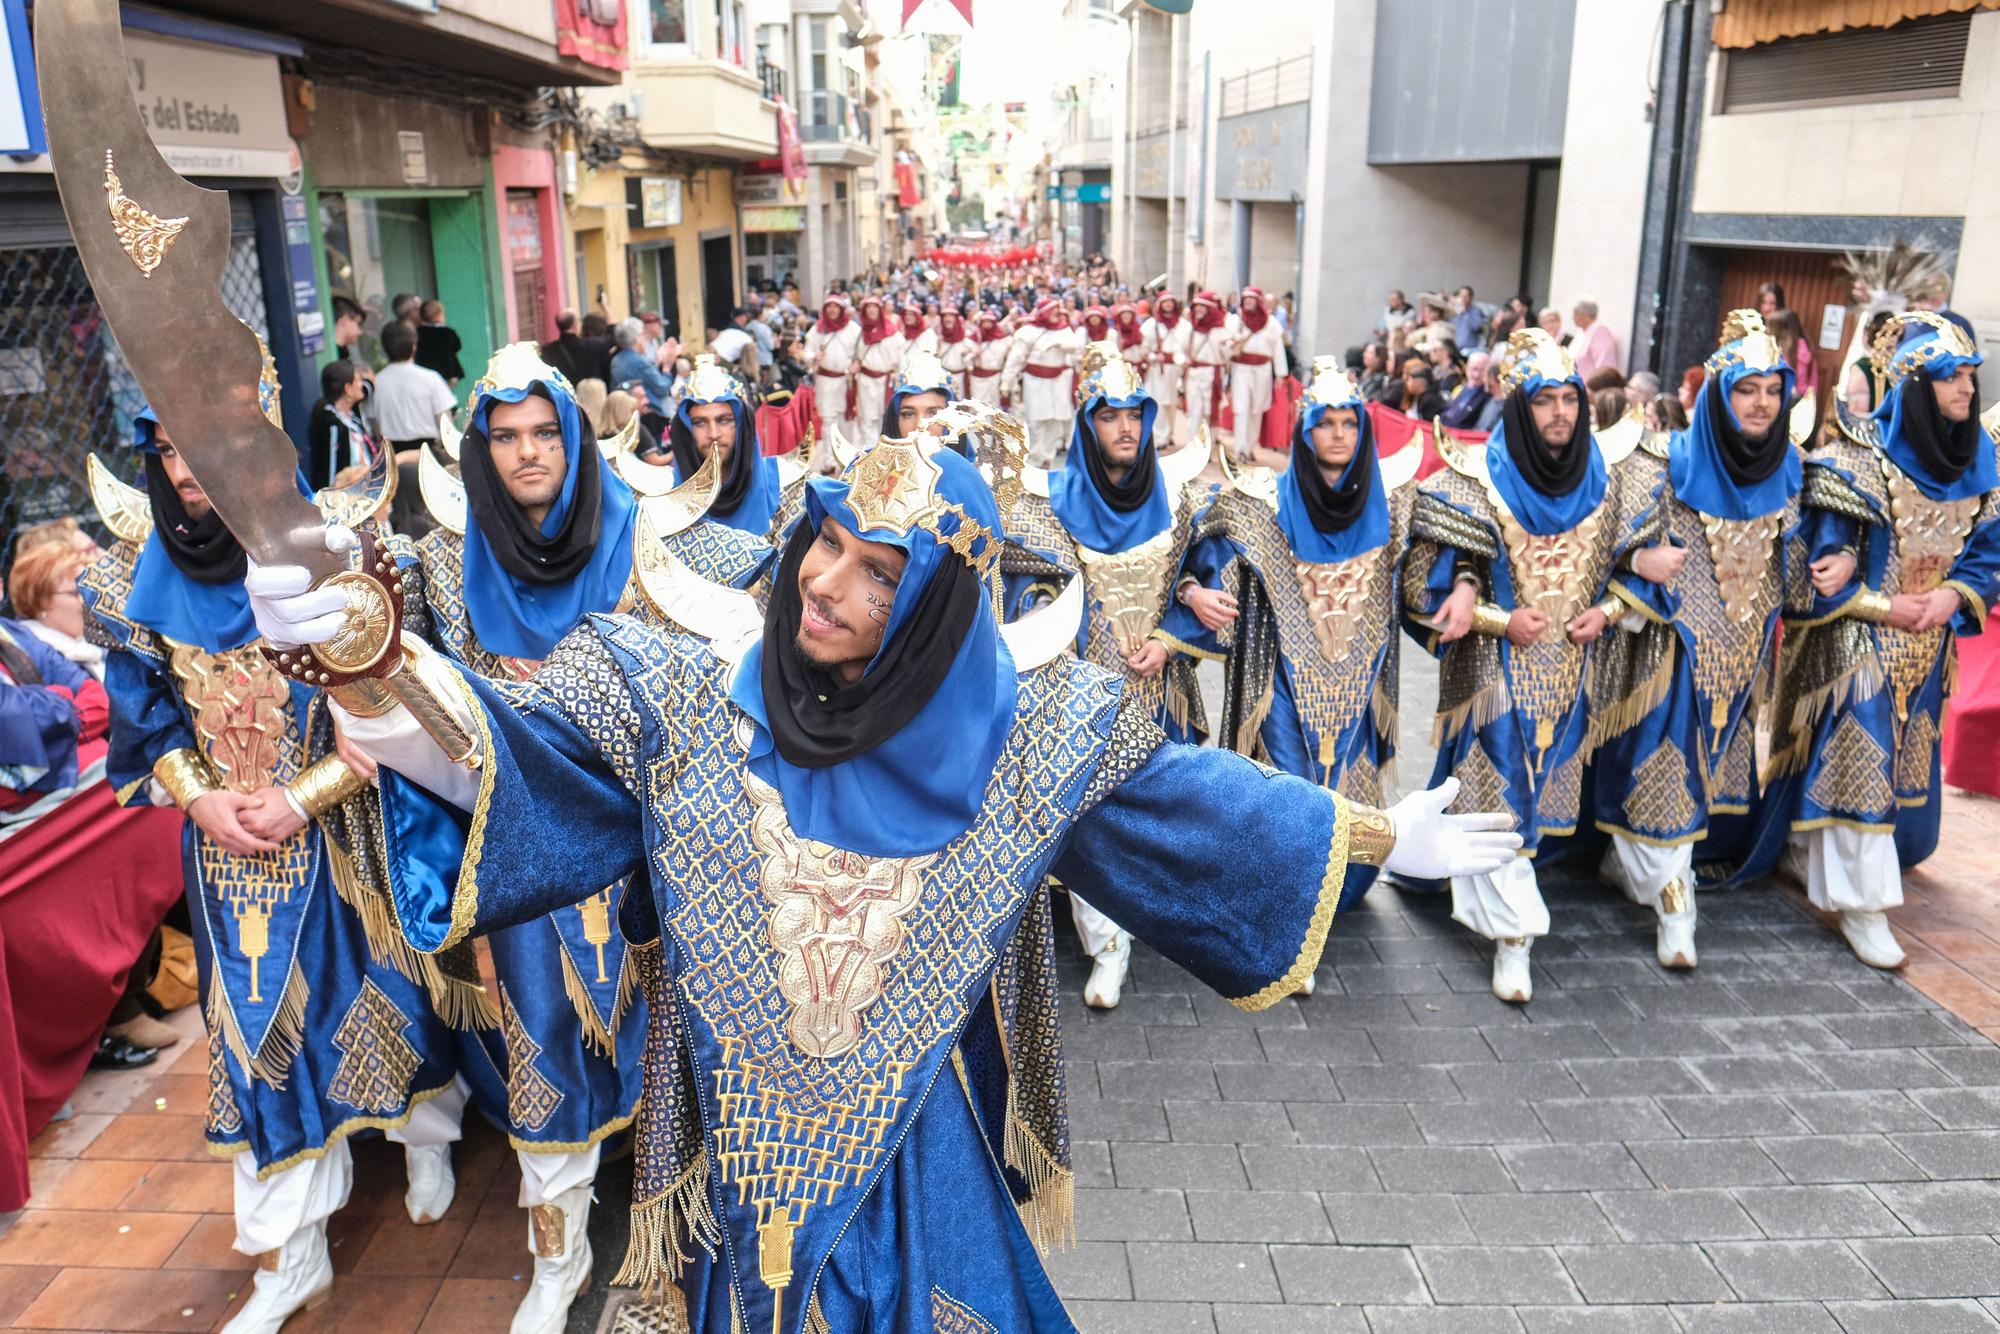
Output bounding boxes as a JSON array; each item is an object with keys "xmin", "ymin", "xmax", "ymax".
[{"xmin": 320, "ymin": 194, "xmax": 439, "ymax": 356}]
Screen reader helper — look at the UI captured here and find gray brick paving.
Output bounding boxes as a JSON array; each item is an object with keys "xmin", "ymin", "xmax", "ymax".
[{"xmin": 1042, "ymin": 660, "xmax": 2000, "ymax": 1333}]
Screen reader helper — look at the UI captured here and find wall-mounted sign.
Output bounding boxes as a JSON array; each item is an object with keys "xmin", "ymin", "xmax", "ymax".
[
  {"xmin": 398, "ymin": 130, "xmax": 428, "ymax": 185},
  {"xmin": 1043, "ymin": 182, "xmax": 1111, "ymax": 202},
  {"xmin": 1213, "ymin": 103, "xmax": 1308, "ymax": 202},
  {"xmin": 740, "ymin": 205, "xmax": 805, "ymax": 232},
  {"xmin": 639, "ymin": 175, "xmax": 682, "ymax": 228},
  {"xmin": 0, "ymin": 0, "xmax": 44, "ymax": 156},
  {"xmin": 736, "ymin": 172, "xmax": 801, "ymax": 205}
]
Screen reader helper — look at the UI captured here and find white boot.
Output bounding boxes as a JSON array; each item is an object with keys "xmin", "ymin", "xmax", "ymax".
[
  {"xmin": 1598, "ymin": 846, "xmax": 1648, "ymax": 906},
  {"xmin": 1839, "ymin": 910, "xmax": 1906, "ymax": 970},
  {"xmin": 509, "ymin": 1183, "xmax": 594, "ymax": 1334},
  {"xmin": 1296, "ymin": 970, "xmax": 1318, "ymax": 998},
  {"xmin": 1655, "ymin": 878, "xmax": 1698, "ymax": 971},
  {"xmin": 404, "ymin": 1142, "xmax": 455, "ymax": 1225},
  {"xmin": 221, "ymin": 1222, "xmax": 333, "ymax": 1334},
  {"xmin": 1083, "ymin": 934, "xmax": 1131, "ymax": 1010},
  {"xmin": 1492, "ymin": 937, "xmax": 1533, "ymax": 1003}
]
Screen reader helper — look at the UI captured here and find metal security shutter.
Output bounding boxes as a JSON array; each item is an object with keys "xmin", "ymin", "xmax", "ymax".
[{"xmin": 1719, "ymin": 13, "xmax": 1970, "ymax": 112}]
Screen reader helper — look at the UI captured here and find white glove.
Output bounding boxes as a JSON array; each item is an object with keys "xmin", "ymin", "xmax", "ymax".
[
  {"xmin": 1379, "ymin": 777, "xmax": 1523, "ymax": 880},
  {"xmin": 245, "ymin": 526, "xmax": 359, "ymax": 649}
]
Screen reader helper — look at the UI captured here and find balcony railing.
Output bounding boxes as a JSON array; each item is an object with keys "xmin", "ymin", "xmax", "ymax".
[
  {"xmin": 758, "ymin": 56, "xmax": 788, "ymax": 103},
  {"xmin": 1218, "ymin": 53, "xmax": 1312, "ymax": 117},
  {"xmin": 801, "ymin": 88, "xmax": 870, "ymax": 142}
]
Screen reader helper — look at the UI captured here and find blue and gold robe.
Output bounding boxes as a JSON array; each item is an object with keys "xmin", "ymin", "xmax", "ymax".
[
  {"xmin": 83, "ymin": 536, "xmax": 494, "ymax": 1173},
  {"xmin": 1592, "ymin": 435, "xmax": 1801, "ymax": 855},
  {"xmin": 372, "ymin": 615, "xmax": 1366, "ymax": 1333},
  {"xmin": 1756, "ymin": 432, "xmax": 2000, "ymax": 867},
  {"xmin": 1403, "ymin": 439, "xmax": 1658, "ymax": 855}
]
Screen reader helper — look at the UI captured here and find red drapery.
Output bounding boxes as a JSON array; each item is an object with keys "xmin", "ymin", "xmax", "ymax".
[
  {"xmin": 0, "ymin": 743, "xmax": 184, "ymax": 1210},
  {"xmin": 554, "ymin": 0, "xmax": 629, "ymax": 71},
  {"xmin": 759, "ymin": 383, "xmax": 818, "ymax": 457},
  {"xmin": 1944, "ymin": 618, "xmax": 2000, "ymax": 799}
]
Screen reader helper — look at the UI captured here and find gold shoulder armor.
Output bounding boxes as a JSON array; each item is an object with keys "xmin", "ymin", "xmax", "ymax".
[
  {"xmin": 88, "ymin": 453, "xmax": 153, "ymax": 543},
  {"xmin": 1218, "ymin": 443, "xmax": 1278, "ymax": 509},
  {"xmin": 417, "ymin": 443, "xmax": 467, "ymax": 535},
  {"xmin": 1436, "ymin": 427, "xmax": 1486, "ymax": 482}
]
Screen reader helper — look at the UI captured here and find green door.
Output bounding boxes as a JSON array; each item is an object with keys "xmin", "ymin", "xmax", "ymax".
[{"xmin": 429, "ymin": 193, "xmax": 495, "ymax": 407}]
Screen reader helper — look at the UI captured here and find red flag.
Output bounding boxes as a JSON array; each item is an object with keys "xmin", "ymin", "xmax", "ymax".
[{"xmin": 904, "ymin": 0, "xmax": 973, "ymax": 26}]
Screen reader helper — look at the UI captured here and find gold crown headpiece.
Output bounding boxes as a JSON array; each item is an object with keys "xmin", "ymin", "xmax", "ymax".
[
  {"xmin": 892, "ymin": 348, "xmax": 956, "ymax": 399},
  {"xmin": 1302, "ymin": 355, "xmax": 1365, "ymax": 410},
  {"xmin": 1705, "ymin": 309, "xmax": 1785, "ymax": 378},
  {"xmin": 1075, "ymin": 339, "xmax": 1144, "ymax": 407},
  {"xmin": 840, "ymin": 433, "xmax": 1004, "ymax": 577},
  {"xmin": 1871, "ymin": 310, "xmax": 1980, "ymax": 389},
  {"xmin": 683, "ymin": 353, "xmax": 744, "ymax": 404},
  {"xmin": 472, "ymin": 341, "xmax": 573, "ymax": 400},
  {"xmin": 1493, "ymin": 328, "xmax": 1576, "ymax": 396}
]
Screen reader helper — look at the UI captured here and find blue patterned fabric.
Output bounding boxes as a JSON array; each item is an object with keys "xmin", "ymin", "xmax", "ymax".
[{"xmin": 370, "ymin": 610, "xmax": 1366, "ymax": 1333}]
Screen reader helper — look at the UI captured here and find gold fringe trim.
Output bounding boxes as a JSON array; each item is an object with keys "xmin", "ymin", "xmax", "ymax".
[
  {"xmin": 1583, "ymin": 639, "xmax": 1677, "ymax": 758},
  {"xmin": 1230, "ymin": 795, "xmax": 1350, "ymax": 1010},
  {"xmin": 557, "ymin": 945, "xmax": 618, "ymax": 1058},
  {"xmin": 207, "ymin": 962, "xmax": 310, "ymax": 1091},
  {"xmin": 1431, "ymin": 675, "xmax": 1512, "ymax": 749},
  {"xmin": 612, "ymin": 1153, "xmax": 723, "ymax": 1294},
  {"xmin": 1232, "ymin": 676, "xmax": 1277, "ymax": 759},
  {"xmin": 804, "ymin": 1294, "xmax": 832, "ymax": 1334},
  {"xmin": 1371, "ymin": 675, "xmax": 1398, "ymax": 746},
  {"xmin": 1003, "ymin": 1091, "xmax": 1076, "ymax": 1254},
  {"xmin": 324, "ymin": 828, "xmax": 498, "ymax": 1032},
  {"xmin": 1765, "ymin": 654, "xmax": 1887, "ymax": 781}
]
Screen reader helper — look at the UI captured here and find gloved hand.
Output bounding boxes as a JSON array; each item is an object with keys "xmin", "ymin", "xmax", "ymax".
[
  {"xmin": 244, "ymin": 526, "xmax": 359, "ymax": 649},
  {"xmin": 1380, "ymin": 777, "xmax": 1522, "ymax": 880}
]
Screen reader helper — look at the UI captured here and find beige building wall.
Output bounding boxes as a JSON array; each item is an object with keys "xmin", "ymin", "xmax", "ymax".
[
  {"xmin": 1690, "ymin": 12, "xmax": 2000, "ymax": 331},
  {"xmin": 1543, "ymin": 0, "xmax": 1655, "ymax": 370},
  {"xmin": 1296, "ymin": 0, "xmax": 1528, "ymax": 363},
  {"xmin": 570, "ymin": 161, "xmax": 740, "ymax": 351}
]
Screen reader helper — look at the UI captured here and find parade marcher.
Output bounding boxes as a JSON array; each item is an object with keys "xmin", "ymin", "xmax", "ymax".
[
  {"xmin": 968, "ymin": 308, "xmax": 1011, "ymax": 407},
  {"xmin": 880, "ymin": 347, "xmax": 959, "ymax": 443},
  {"xmin": 408, "ymin": 347, "xmax": 647, "ymax": 1333},
  {"xmin": 664, "ymin": 354, "xmax": 789, "ymax": 540},
  {"xmin": 1143, "ymin": 293, "xmax": 1191, "ymax": 442},
  {"xmin": 805, "ymin": 295, "xmax": 862, "ymax": 473},
  {"xmin": 1404, "ymin": 329, "xmax": 1657, "ymax": 1002},
  {"xmin": 936, "ymin": 306, "xmax": 977, "ymax": 398},
  {"xmin": 1081, "ymin": 304, "xmax": 1111, "ymax": 346},
  {"xmin": 1003, "ymin": 299, "xmax": 1085, "ymax": 468},
  {"xmin": 900, "ymin": 300, "xmax": 938, "ymax": 357},
  {"xmin": 1112, "ymin": 301, "xmax": 1147, "ymax": 384},
  {"xmin": 84, "ymin": 409, "xmax": 488, "ymax": 1334},
  {"xmin": 1226, "ymin": 287, "xmax": 1288, "ymax": 462},
  {"xmin": 1753, "ymin": 313, "xmax": 2000, "ymax": 967},
  {"xmin": 1184, "ymin": 291, "xmax": 1229, "ymax": 443},
  {"xmin": 852, "ymin": 296, "xmax": 907, "ymax": 446},
  {"xmin": 246, "ymin": 433, "xmax": 1519, "ymax": 1334},
  {"xmin": 1590, "ymin": 312, "xmax": 1803, "ymax": 969},
  {"xmin": 1212, "ymin": 360, "xmax": 1422, "ymax": 930},
  {"xmin": 1001, "ymin": 344, "xmax": 1235, "ymax": 1005}
]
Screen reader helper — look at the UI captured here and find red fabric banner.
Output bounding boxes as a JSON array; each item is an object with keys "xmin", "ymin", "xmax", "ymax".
[
  {"xmin": 1944, "ymin": 619, "xmax": 2000, "ymax": 798},
  {"xmin": 759, "ymin": 383, "xmax": 818, "ymax": 457},
  {"xmin": 555, "ymin": 0, "xmax": 629, "ymax": 71},
  {"xmin": 0, "ymin": 746, "xmax": 184, "ymax": 1210}
]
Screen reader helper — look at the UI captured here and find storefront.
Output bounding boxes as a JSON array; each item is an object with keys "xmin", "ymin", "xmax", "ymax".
[
  {"xmin": 569, "ymin": 160, "xmax": 741, "ymax": 351},
  {"xmin": 0, "ymin": 18, "xmax": 308, "ymax": 556},
  {"xmin": 298, "ymin": 82, "xmax": 502, "ymax": 404},
  {"xmin": 736, "ymin": 172, "xmax": 804, "ymax": 291}
]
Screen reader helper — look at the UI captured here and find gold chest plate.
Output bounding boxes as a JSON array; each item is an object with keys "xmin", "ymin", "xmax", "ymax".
[
  {"xmin": 1293, "ymin": 556, "xmax": 1375, "ymax": 663},
  {"xmin": 1075, "ymin": 527, "xmax": 1177, "ymax": 658},
  {"xmin": 166, "ymin": 641, "xmax": 299, "ymax": 792},
  {"xmin": 1700, "ymin": 512, "xmax": 1783, "ymax": 624},
  {"xmin": 1498, "ymin": 510, "xmax": 1603, "ymax": 638},
  {"xmin": 1885, "ymin": 467, "xmax": 1979, "ymax": 596}
]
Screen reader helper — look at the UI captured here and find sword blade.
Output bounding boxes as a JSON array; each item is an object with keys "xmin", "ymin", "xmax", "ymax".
[{"xmin": 35, "ymin": 0, "xmax": 337, "ymax": 579}]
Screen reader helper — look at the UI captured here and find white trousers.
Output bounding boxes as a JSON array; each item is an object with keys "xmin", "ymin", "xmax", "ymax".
[
  {"xmin": 854, "ymin": 374, "xmax": 890, "ymax": 437},
  {"xmin": 518, "ymin": 1142, "xmax": 601, "ymax": 1208},
  {"xmin": 1229, "ymin": 365, "xmax": 1274, "ymax": 457},
  {"xmin": 231, "ymin": 1079, "xmax": 466, "ymax": 1255},
  {"xmin": 1450, "ymin": 855, "xmax": 1550, "ymax": 942},
  {"xmin": 1028, "ymin": 419, "xmax": 1070, "ymax": 469},
  {"xmin": 1184, "ymin": 368, "xmax": 1217, "ymax": 433},
  {"xmin": 1602, "ymin": 836, "xmax": 1695, "ymax": 910},
  {"xmin": 1796, "ymin": 826, "xmax": 1902, "ymax": 914},
  {"xmin": 1069, "ymin": 893, "xmax": 1126, "ymax": 960},
  {"xmin": 968, "ymin": 373, "xmax": 1004, "ymax": 407},
  {"xmin": 813, "ymin": 374, "xmax": 850, "ymax": 429}
]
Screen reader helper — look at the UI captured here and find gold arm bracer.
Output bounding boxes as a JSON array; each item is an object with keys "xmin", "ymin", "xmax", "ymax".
[
  {"xmin": 1470, "ymin": 602, "xmax": 1513, "ymax": 638},
  {"xmin": 286, "ymin": 753, "xmax": 370, "ymax": 819},
  {"xmin": 152, "ymin": 747, "xmax": 219, "ymax": 810},
  {"xmin": 1346, "ymin": 803, "xmax": 1397, "ymax": 867},
  {"xmin": 1846, "ymin": 589, "xmax": 1893, "ymax": 624},
  {"xmin": 1594, "ymin": 592, "xmax": 1628, "ymax": 623}
]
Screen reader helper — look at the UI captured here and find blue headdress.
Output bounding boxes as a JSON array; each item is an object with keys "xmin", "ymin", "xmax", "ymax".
[
  {"xmin": 671, "ymin": 354, "xmax": 780, "ymax": 533},
  {"xmin": 728, "ymin": 437, "xmax": 1015, "ymax": 857},
  {"xmin": 460, "ymin": 343, "xmax": 638, "ymax": 659},
  {"xmin": 1483, "ymin": 328, "xmax": 1607, "ymax": 537},
  {"xmin": 1049, "ymin": 340, "xmax": 1171, "ymax": 552},
  {"xmin": 1279, "ymin": 358, "xmax": 1389, "ymax": 563},
  {"xmin": 1871, "ymin": 312, "xmax": 1993, "ymax": 501},
  {"xmin": 881, "ymin": 348, "xmax": 962, "ymax": 452},
  {"xmin": 1669, "ymin": 310, "xmax": 1801, "ymax": 519}
]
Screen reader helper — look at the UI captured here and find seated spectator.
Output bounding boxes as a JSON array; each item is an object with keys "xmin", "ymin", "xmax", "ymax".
[
  {"xmin": 1769, "ymin": 307, "xmax": 1819, "ymax": 398},
  {"xmin": 606, "ymin": 383, "xmax": 666, "ymax": 461},
  {"xmin": 1357, "ymin": 341, "xmax": 1392, "ymax": 402},
  {"xmin": 1427, "ymin": 337, "xmax": 1465, "ymax": 395},
  {"xmin": 1394, "ymin": 360, "xmax": 1445, "ymax": 422},
  {"xmin": 1624, "ymin": 370, "xmax": 1662, "ymax": 407},
  {"xmin": 1584, "ymin": 366, "xmax": 1627, "ymax": 394},
  {"xmin": 0, "ymin": 616, "xmax": 106, "ymax": 815},
  {"xmin": 574, "ymin": 377, "xmax": 610, "ymax": 437},
  {"xmin": 775, "ymin": 333, "xmax": 811, "ymax": 393},
  {"xmin": 7, "ymin": 545, "xmax": 99, "ymax": 682},
  {"xmin": 1439, "ymin": 350, "xmax": 1502, "ymax": 433},
  {"xmin": 1592, "ymin": 386, "xmax": 1629, "ymax": 431}
]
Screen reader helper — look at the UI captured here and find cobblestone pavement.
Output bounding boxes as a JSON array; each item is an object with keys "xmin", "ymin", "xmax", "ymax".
[{"xmin": 1039, "ymin": 658, "xmax": 2000, "ymax": 1332}]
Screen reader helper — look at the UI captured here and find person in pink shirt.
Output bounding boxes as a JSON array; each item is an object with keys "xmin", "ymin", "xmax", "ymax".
[{"xmin": 1570, "ymin": 298, "xmax": 1622, "ymax": 380}]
